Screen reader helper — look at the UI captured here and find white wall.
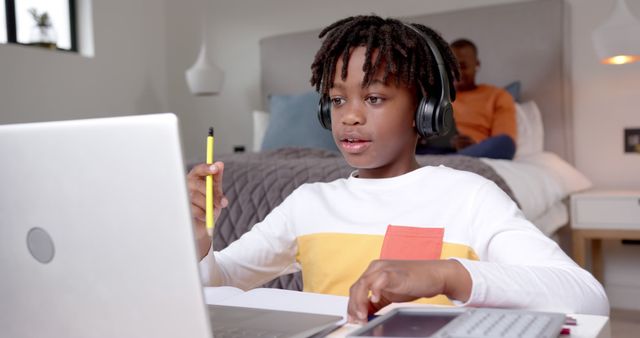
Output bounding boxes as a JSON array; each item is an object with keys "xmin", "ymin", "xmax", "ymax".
[
  {"xmin": 0, "ymin": 0, "xmax": 168, "ymax": 124},
  {"xmin": 568, "ymin": 0, "xmax": 640, "ymax": 191},
  {"xmin": 566, "ymin": 0, "xmax": 640, "ymax": 311}
]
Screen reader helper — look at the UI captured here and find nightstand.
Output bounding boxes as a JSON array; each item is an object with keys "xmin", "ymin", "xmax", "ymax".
[{"xmin": 571, "ymin": 190, "xmax": 640, "ymax": 283}]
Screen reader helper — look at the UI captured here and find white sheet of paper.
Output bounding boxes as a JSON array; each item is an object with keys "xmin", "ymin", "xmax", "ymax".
[{"xmin": 203, "ymin": 287, "xmax": 348, "ymax": 322}]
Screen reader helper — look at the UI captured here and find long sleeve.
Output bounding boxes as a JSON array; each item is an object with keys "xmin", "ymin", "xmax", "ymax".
[
  {"xmin": 456, "ymin": 182, "xmax": 609, "ymax": 315},
  {"xmin": 199, "ymin": 199, "xmax": 300, "ymax": 290},
  {"xmin": 200, "ymin": 165, "xmax": 609, "ymax": 313}
]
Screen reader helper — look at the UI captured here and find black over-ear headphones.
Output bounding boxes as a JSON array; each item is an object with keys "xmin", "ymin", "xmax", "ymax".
[{"xmin": 317, "ymin": 22, "xmax": 456, "ymax": 138}]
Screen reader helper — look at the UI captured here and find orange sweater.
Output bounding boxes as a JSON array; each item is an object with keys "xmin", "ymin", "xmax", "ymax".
[{"xmin": 452, "ymin": 84, "xmax": 517, "ymax": 143}]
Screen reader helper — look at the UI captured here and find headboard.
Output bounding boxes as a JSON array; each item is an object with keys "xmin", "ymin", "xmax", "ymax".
[{"xmin": 260, "ymin": 0, "xmax": 573, "ymax": 162}]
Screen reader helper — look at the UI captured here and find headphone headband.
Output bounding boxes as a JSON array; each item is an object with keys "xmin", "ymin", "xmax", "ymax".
[{"xmin": 401, "ymin": 23, "xmax": 455, "ymax": 102}]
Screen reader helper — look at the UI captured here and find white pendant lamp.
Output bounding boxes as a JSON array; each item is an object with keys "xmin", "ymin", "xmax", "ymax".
[
  {"xmin": 186, "ymin": 21, "xmax": 224, "ymax": 95},
  {"xmin": 592, "ymin": 0, "xmax": 640, "ymax": 65}
]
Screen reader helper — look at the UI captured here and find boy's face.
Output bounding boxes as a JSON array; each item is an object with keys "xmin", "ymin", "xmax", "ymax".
[
  {"xmin": 328, "ymin": 46, "xmax": 419, "ymax": 179},
  {"xmin": 452, "ymin": 45, "xmax": 479, "ymax": 91}
]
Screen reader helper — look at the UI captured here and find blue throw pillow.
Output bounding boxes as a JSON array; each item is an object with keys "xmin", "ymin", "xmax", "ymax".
[
  {"xmin": 261, "ymin": 91, "xmax": 338, "ymax": 152},
  {"xmin": 503, "ymin": 81, "xmax": 522, "ymax": 102}
]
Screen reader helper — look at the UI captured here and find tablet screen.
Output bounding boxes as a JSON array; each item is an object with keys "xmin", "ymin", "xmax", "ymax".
[{"xmin": 355, "ymin": 312, "xmax": 459, "ymax": 337}]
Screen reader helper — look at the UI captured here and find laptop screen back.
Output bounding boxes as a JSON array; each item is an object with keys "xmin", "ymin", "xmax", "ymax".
[{"xmin": 0, "ymin": 114, "xmax": 212, "ymax": 338}]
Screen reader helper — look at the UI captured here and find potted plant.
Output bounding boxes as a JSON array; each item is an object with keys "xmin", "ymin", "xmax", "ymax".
[{"xmin": 28, "ymin": 8, "xmax": 57, "ymax": 49}]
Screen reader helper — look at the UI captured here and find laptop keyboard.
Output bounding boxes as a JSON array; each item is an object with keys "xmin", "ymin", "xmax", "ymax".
[
  {"xmin": 447, "ymin": 312, "xmax": 557, "ymax": 338},
  {"xmin": 207, "ymin": 304, "xmax": 342, "ymax": 338},
  {"xmin": 212, "ymin": 326, "xmax": 290, "ymax": 338}
]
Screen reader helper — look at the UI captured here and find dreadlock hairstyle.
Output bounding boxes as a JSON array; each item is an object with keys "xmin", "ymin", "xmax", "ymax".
[{"xmin": 310, "ymin": 15, "xmax": 460, "ymax": 100}]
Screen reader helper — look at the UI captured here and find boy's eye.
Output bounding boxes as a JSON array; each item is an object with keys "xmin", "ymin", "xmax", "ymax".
[
  {"xmin": 365, "ymin": 96, "xmax": 384, "ymax": 105},
  {"xmin": 330, "ymin": 97, "xmax": 345, "ymax": 106}
]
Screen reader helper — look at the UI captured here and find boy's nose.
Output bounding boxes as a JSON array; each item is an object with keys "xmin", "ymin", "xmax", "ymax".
[{"xmin": 340, "ymin": 102, "xmax": 366, "ymax": 126}]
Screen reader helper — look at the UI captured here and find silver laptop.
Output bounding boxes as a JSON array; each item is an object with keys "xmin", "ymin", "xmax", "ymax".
[{"xmin": 0, "ymin": 113, "xmax": 341, "ymax": 338}]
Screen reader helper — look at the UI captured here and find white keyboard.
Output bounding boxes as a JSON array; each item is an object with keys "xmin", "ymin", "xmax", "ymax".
[
  {"xmin": 349, "ymin": 307, "xmax": 566, "ymax": 338},
  {"xmin": 446, "ymin": 310, "xmax": 561, "ymax": 338}
]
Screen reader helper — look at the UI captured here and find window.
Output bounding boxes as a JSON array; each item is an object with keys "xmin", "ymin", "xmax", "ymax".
[
  {"xmin": 2, "ymin": 0, "xmax": 76, "ymax": 51},
  {"xmin": 1, "ymin": 1, "xmax": 6, "ymax": 43}
]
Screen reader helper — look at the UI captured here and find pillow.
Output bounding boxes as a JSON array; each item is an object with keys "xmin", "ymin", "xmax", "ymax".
[
  {"xmin": 261, "ymin": 91, "xmax": 338, "ymax": 152},
  {"xmin": 514, "ymin": 100, "xmax": 544, "ymax": 158},
  {"xmin": 529, "ymin": 152, "xmax": 592, "ymax": 196},
  {"xmin": 483, "ymin": 151, "xmax": 591, "ymax": 222},
  {"xmin": 252, "ymin": 110, "xmax": 270, "ymax": 152},
  {"xmin": 503, "ymin": 81, "xmax": 522, "ymax": 102}
]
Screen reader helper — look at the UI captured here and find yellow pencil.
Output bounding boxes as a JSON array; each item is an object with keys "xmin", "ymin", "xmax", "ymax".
[{"xmin": 206, "ymin": 127, "xmax": 215, "ymax": 237}]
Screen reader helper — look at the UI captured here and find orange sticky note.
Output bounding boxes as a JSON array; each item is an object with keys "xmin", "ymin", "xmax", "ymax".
[{"xmin": 379, "ymin": 225, "xmax": 444, "ymax": 260}]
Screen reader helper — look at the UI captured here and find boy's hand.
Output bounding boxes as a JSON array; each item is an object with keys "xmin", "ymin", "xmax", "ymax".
[
  {"xmin": 347, "ymin": 260, "xmax": 471, "ymax": 324},
  {"xmin": 186, "ymin": 161, "xmax": 228, "ymax": 260}
]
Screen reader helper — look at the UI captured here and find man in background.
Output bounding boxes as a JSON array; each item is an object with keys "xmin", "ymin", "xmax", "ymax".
[{"xmin": 417, "ymin": 38, "xmax": 517, "ymax": 160}]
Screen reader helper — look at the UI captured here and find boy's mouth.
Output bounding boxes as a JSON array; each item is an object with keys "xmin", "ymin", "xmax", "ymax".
[{"xmin": 339, "ymin": 138, "xmax": 371, "ymax": 154}]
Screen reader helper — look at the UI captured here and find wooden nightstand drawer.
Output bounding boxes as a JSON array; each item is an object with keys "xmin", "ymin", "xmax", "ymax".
[{"xmin": 571, "ymin": 191, "xmax": 640, "ymax": 230}]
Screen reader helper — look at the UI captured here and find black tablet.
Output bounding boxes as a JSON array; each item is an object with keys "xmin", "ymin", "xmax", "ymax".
[{"xmin": 349, "ymin": 308, "xmax": 464, "ymax": 337}]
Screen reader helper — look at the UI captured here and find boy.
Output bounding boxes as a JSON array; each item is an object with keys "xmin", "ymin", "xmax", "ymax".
[{"xmin": 187, "ymin": 15, "xmax": 608, "ymax": 324}]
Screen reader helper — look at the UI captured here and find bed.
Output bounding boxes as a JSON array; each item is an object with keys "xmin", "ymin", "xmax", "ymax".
[{"xmin": 210, "ymin": 0, "xmax": 591, "ymax": 290}]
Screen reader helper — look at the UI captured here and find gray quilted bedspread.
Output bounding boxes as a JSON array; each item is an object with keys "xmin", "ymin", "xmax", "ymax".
[{"xmin": 212, "ymin": 147, "xmax": 516, "ymax": 291}]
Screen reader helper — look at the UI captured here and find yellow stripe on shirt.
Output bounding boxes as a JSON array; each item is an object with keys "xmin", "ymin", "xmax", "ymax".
[{"xmin": 295, "ymin": 232, "xmax": 479, "ymax": 305}]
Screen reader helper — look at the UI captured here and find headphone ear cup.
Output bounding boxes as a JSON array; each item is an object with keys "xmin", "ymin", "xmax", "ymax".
[
  {"xmin": 437, "ymin": 101, "xmax": 453, "ymax": 135},
  {"xmin": 317, "ymin": 96, "xmax": 332, "ymax": 130},
  {"xmin": 415, "ymin": 96, "xmax": 454, "ymax": 138},
  {"xmin": 415, "ymin": 96, "xmax": 436, "ymax": 138}
]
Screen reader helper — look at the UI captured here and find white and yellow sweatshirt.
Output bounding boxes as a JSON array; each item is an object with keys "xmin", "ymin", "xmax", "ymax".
[{"xmin": 200, "ymin": 165, "xmax": 609, "ymax": 315}]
